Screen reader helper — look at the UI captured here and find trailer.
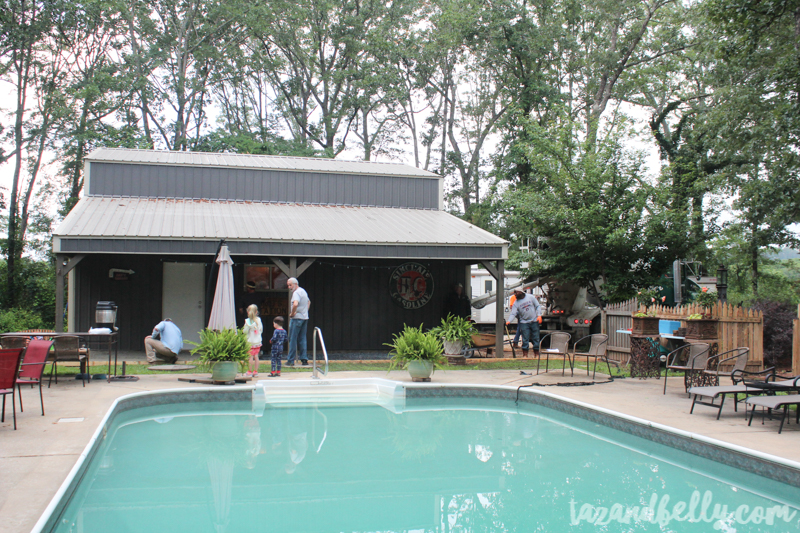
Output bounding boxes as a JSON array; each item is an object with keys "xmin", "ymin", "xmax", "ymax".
[
  {"xmin": 469, "ymin": 266, "xmax": 522, "ymax": 325},
  {"xmin": 469, "ymin": 266, "xmax": 601, "ymax": 338}
]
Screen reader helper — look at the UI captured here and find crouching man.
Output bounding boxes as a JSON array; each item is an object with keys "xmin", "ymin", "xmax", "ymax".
[{"xmin": 144, "ymin": 318, "xmax": 182, "ymax": 364}]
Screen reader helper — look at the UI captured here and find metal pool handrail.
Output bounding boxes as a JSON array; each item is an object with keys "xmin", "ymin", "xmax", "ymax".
[{"xmin": 312, "ymin": 327, "xmax": 329, "ymax": 379}]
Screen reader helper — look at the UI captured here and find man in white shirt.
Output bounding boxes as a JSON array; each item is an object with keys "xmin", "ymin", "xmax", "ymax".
[{"xmin": 286, "ymin": 277, "xmax": 311, "ymax": 366}]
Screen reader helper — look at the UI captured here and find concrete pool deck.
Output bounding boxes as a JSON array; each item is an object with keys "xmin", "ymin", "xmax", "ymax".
[{"xmin": 2, "ymin": 368, "xmax": 799, "ymax": 533}]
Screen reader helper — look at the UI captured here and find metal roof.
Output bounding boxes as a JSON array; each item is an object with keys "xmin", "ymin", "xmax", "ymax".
[
  {"xmin": 87, "ymin": 148, "xmax": 440, "ymax": 179},
  {"xmin": 55, "ymin": 197, "xmax": 506, "ymax": 248}
]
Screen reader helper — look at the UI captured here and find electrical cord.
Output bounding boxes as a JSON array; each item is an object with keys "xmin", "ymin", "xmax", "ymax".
[{"xmin": 514, "ymin": 375, "xmax": 618, "ymax": 403}]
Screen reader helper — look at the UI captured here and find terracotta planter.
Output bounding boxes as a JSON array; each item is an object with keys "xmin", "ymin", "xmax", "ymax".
[
  {"xmin": 631, "ymin": 316, "xmax": 659, "ymax": 336},
  {"xmin": 407, "ymin": 360, "xmax": 434, "ymax": 380},
  {"xmin": 684, "ymin": 319, "xmax": 718, "ymax": 340},
  {"xmin": 210, "ymin": 361, "xmax": 239, "ymax": 382}
]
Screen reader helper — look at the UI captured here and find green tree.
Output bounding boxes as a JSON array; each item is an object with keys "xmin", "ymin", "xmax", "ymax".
[
  {"xmin": 498, "ymin": 118, "xmax": 677, "ymax": 303},
  {"xmin": 247, "ymin": 0, "xmax": 415, "ymax": 157},
  {"xmin": 0, "ymin": 0, "xmax": 71, "ymax": 306},
  {"xmin": 54, "ymin": 0, "xmax": 133, "ymax": 215},
  {"xmin": 117, "ymin": 0, "xmax": 249, "ymax": 150},
  {"xmin": 702, "ymin": 0, "xmax": 800, "ymax": 295}
]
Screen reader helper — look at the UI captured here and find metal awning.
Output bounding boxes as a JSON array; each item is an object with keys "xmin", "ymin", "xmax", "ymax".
[{"xmin": 53, "ymin": 197, "xmax": 508, "ymax": 260}]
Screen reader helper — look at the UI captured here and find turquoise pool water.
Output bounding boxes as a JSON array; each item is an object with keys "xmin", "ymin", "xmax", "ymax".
[{"xmin": 52, "ymin": 397, "xmax": 800, "ymax": 532}]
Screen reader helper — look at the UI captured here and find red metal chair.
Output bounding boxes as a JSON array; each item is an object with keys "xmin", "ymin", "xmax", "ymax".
[
  {"xmin": 16, "ymin": 339, "xmax": 53, "ymax": 416},
  {"xmin": 0, "ymin": 348, "xmax": 25, "ymax": 430}
]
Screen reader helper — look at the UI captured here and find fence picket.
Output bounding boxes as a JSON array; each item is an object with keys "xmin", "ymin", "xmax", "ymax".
[{"xmin": 602, "ymin": 298, "xmax": 764, "ymax": 368}]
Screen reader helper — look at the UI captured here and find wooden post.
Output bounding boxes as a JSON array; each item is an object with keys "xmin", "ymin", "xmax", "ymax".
[
  {"xmin": 495, "ymin": 260, "xmax": 504, "ymax": 358},
  {"xmin": 55, "ymin": 254, "xmax": 85, "ymax": 332}
]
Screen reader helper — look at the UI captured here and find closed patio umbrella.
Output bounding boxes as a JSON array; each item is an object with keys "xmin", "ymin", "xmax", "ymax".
[{"xmin": 208, "ymin": 244, "xmax": 236, "ymax": 331}]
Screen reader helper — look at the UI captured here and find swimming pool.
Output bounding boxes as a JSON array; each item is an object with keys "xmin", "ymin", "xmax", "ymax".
[{"xmin": 35, "ymin": 380, "xmax": 800, "ymax": 532}]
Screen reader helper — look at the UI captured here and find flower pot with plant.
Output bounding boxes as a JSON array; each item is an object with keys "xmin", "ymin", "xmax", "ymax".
[
  {"xmin": 190, "ymin": 328, "xmax": 251, "ymax": 382},
  {"xmin": 631, "ymin": 287, "xmax": 665, "ymax": 335},
  {"xmin": 386, "ymin": 324, "xmax": 446, "ymax": 381},
  {"xmin": 685, "ymin": 287, "xmax": 719, "ymax": 339},
  {"xmin": 429, "ymin": 314, "xmax": 478, "ymax": 364}
]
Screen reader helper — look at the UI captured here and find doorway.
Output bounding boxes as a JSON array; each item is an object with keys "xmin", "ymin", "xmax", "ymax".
[{"xmin": 162, "ymin": 262, "xmax": 205, "ymax": 350}]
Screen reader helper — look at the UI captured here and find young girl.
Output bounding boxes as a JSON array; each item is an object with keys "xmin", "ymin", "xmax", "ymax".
[{"xmin": 243, "ymin": 304, "xmax": 264, "ymax": 377}]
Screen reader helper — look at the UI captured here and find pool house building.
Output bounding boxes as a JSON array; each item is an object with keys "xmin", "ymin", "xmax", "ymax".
[{"xmin": 52, "ymin": 149, "xmax": 508, "ymax": 355}]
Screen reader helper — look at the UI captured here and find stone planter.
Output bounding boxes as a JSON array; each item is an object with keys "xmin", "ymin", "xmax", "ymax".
[
  {"xmin": 407, "ymin": 360, "xmax": 434, "ymax": 381},
  {"xmin": 443, "ymin": 339, "xmax": 464, "ymax": 356},
  {"xmin": 631, "ymin": 316, "xmax": 659, "ymax": 336},
  {"xmin": 443, "ymin": 339, "xmax": 466, "ymax": 365},
  {"xmin": 210, "ymin": 360, "xmax": 239, "ymax": 382},
  {"xmin": 684, "ymin": 319, "xmax": 718, "ymax": 340}
]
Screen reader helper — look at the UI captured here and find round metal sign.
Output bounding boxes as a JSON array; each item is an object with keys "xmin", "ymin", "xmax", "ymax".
[{"xmin": 389, "ymin": 262, "xmax": 434, "ymax": 309}]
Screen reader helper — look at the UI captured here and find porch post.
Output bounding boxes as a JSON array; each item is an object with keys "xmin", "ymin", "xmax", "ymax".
[
  {"xmin": 55, "ymin": 254, "xmax": 85, "ymax": 332},
  {"xmin": 495, "ymin": 260, "xmax": 504, "ymax": 358}
]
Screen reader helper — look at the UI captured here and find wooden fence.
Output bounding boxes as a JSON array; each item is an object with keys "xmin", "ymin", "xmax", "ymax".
[{"xmin": 603, "ymin": 300, "xmax": 764, "ymax": 369}]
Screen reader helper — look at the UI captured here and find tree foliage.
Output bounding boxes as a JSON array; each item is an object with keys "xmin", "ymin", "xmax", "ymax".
[
  {"xmin": 498, "ymin": 118, "xmax": 679, "ymax": 303},
  {"xmin": 1, "ymin": 0, "xmax": 800, "ymax": 311}
]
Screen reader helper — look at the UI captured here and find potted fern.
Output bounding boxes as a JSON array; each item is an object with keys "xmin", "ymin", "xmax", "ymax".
[
  {"xmin": 429, "ymin": 314, "xmax": 478, "ymax": 365},
  {"xmin": 386, "ymin": 324, "xmax": 446, "ymax": 381},
  {"xmin": 189, "ymin": 328, "xmax": 250, "ymax": 382}
]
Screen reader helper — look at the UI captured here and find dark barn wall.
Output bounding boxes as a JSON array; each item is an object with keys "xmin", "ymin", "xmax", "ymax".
[
  {"xmin": 74, "ymin": 255, "xmax": 164, "ymax": 351},
  {"xmin": 75, "ymin": 255, "xmax": 470, "ymax": 353},
  {"xmin": 294, "ymin": 259, "xmax": 469, "ymax": 351},
  {"xmin": 74, "ymin": 255, "xmax": 216, "ymax": 351}
]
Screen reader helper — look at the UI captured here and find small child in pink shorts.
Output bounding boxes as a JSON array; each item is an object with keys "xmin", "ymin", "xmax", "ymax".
[{"xmin": 243, "ymin": 304, "xmax": 264, "ymax": 377}]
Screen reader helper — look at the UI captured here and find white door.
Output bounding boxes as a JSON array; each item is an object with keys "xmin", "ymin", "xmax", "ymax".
[{"xmin": 163, "ymin": 263, "xmax": 205, "ymax": 350}]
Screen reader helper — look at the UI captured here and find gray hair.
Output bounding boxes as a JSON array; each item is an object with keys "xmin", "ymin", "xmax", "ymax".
[{"xmin": 288, "ymin": 277, "xmax": 298, "ymax": 285}]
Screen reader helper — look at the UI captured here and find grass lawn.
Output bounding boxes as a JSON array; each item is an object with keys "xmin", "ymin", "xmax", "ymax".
[{"xmin": 42, "ymin": 358, "xmax": 680, "ymax": 379}]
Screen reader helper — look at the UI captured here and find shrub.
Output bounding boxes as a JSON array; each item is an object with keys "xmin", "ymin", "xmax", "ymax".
[
  {"xmin": 751, "ymin": 300, "xmax": 794, "ymax": 369},
  {"xmin": 0, "ymin": 307, "xmax": 45, "ymax": 333}
]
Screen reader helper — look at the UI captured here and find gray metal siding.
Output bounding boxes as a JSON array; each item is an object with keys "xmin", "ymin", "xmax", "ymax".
[
  {"xmin": 87, "ymin": 163, "xmax": 439, "ymax": 209},
  {"xmin": 88, "ymin": 147, "xmax": 440, "ymax": 177},
  {"xmin": 58, "ymin": 238, "xmax": 504, "ymax": 260}
]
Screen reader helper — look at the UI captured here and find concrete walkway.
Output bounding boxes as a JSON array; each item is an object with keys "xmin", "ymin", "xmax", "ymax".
[{"xmin": 2, "ymin": 368, "xmax": 798, "ymax": 533}]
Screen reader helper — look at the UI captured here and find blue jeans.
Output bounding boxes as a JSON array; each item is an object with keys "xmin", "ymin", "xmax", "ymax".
[
  {"xmin": 287, "ymin": 318, "xmax": 308, "ymax": 364},
  {"xmin": 518, "ymin": 322, "xmax": 541, "ymax": 351}
]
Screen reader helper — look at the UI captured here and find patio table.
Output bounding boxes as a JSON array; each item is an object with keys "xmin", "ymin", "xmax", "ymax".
[{"xmin": 1, "ymin": 331, "xmax": 119, "ymax": 382}]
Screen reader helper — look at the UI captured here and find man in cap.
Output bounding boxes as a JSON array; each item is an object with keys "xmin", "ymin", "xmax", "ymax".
[{"xmin": 506, "ymin": 290, "xmax": 542, "ymax": 357}]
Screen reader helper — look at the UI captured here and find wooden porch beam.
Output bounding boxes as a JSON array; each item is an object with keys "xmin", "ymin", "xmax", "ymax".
[{"xmin": 55, "ymin": 254, "xmax": 85, "ymax": 333}]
